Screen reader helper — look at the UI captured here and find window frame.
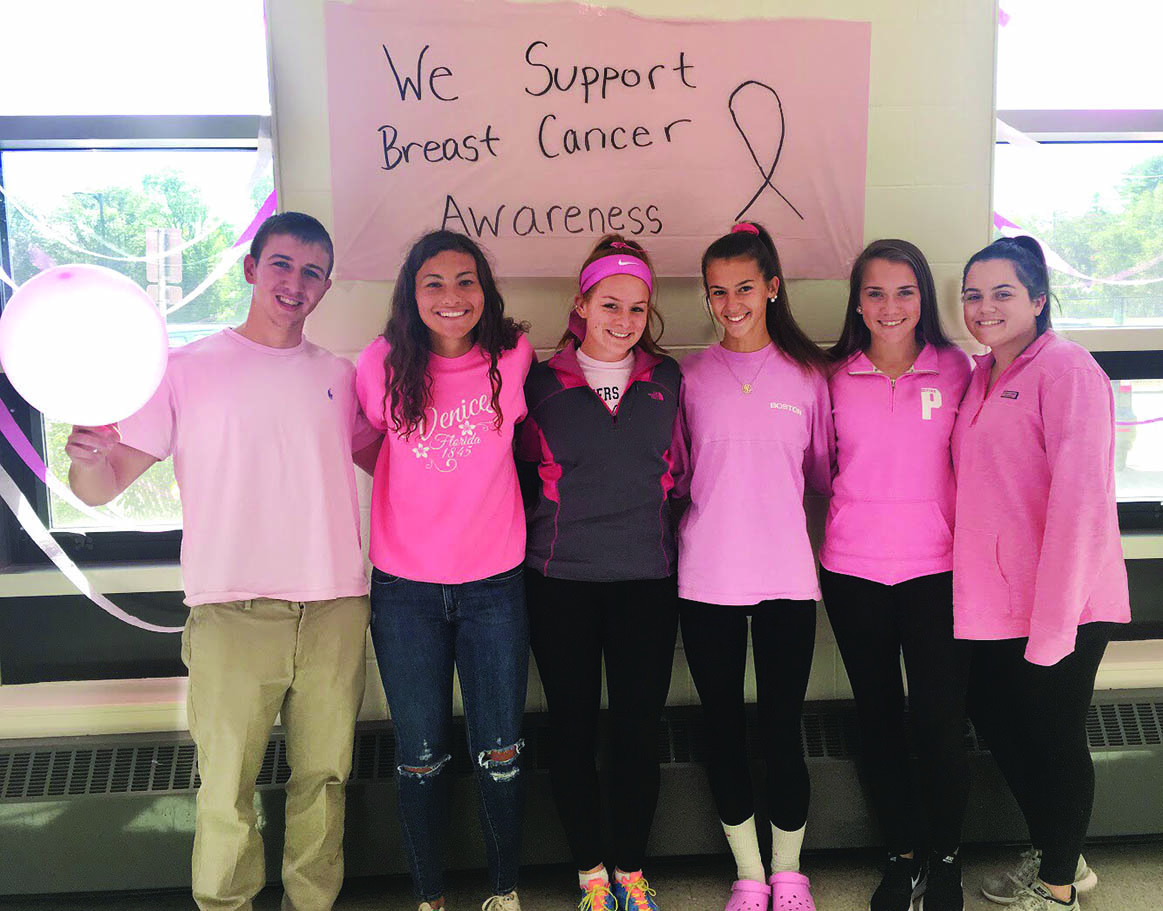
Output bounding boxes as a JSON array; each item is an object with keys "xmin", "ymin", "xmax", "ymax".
[
  {"xmin": 0, "ymin": 114, "xmax": 266, "ymax": 566},
  {"xmin": 994, "ymin": 108, "xmax": 1163, "ymax": 354}
]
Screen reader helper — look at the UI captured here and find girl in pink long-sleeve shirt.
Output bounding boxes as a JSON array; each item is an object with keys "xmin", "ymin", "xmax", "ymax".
[
  {"xmin": 673, "ymin": 223, "xmax": 832, "ymax": 911},
  {"xmin": 953, "ymin": 236, "xmax": 1129, "ymax": 911},
  {"xmin": 820, "ymin": 239, "xmax": 973, "ymax": 911}
]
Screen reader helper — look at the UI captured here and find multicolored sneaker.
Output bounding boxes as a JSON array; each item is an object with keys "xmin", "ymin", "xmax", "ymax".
[
  {"xmin": 580, "ymin": 876, "xmax": 619, "ymax": 911},
  {"xmin": 613, "ymin": 871, "xmax": 660, "ymax": 911},
  {"xmin": 981, "ymin": 849, "xmax": 1097, "ymax": 905}
]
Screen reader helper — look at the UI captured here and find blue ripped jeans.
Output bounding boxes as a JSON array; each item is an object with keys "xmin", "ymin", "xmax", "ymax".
[{"xmin": 369, "ymin": 565, "xmax": 529, "ymax": 902}]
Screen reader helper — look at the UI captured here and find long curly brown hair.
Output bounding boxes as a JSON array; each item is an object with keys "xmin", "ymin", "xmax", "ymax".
[{"xmin": 382, "ymin": 231, "xmax": 525, "ymax": 439}]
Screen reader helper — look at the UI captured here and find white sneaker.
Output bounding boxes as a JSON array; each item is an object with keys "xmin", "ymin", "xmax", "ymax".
[
  {"xmin": 419, "ymin": 904, "xmax": 443, "ymax": 911},
  {"xmin": 981, "ymin": 849, "xmax": 1097, "ymax": 905},
  {"xmin": 481, "ymin": 891, "xmax": 522, "ymax": 911},
  {"xmin": 1007, "ymin": 882, "xmax": 1078, "ymax": 911}
]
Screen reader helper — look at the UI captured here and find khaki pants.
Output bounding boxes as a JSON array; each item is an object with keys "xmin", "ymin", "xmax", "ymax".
[{"xmin": 181, "ymin": 596, "xmax": 370, "ymax": 911}]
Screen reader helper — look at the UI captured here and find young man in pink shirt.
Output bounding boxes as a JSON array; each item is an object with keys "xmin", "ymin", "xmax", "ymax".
[{"xmin": 66, "ymin": 212, "xmax": 381, "ymax": 911}]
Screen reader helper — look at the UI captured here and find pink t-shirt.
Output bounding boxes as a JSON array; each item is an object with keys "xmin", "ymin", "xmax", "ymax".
[
  {"xmin": 673, "ymin": 344, "xmax": 834, "ymax": 605},
  {"xmin": 118, "ymin": 329, "xmax": 380, "ymax": 607},
  {"xmin": 355, "ymin": 334, "xmax": 534, "ymax": 583}
]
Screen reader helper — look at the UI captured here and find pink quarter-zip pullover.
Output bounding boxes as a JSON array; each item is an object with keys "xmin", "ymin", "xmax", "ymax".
[
  {"xmin": 951, "ymin": 331, "xmax": 1130, "ymax": 665},
  {"xmin": 674, "ymin": 344, "xmax": 833, "ymax": 605},
  {"xmin": 821, "ymin": 344, "xmax": 972, "ymax": 585}
]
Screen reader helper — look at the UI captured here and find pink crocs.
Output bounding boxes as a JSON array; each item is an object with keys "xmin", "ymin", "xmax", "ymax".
[
  {"xmin": 723, "ymin": 879, "xmax": 770, "ymax": 911},
  {"xmin": 768, "ymin": 871, "xmax": 815, "ymax": 911}
]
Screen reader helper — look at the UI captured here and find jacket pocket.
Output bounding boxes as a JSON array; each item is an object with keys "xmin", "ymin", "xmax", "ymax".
[
  {"xmin": 826, "ymin": 499, "xmax": 952, "ymax": 560},
  {"xmin": 953, "ymin": 529, "xmax": 1010, "ymax": 617}
]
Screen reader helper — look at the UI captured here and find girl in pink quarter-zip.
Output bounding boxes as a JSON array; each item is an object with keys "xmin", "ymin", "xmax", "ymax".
[
  {"xmin": 820, "ymin": 239, "xmax": 972, "ymax": 911},
  {"xmin": 953, "ymin": 236, "xmax": 1130, "ymax": 911},
  {"xmin": 672, "ymin": 223, "xmax": 832, "ymax": 911}
]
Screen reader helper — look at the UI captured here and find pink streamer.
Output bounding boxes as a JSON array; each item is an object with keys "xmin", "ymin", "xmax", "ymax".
[
  {"xmin": 233, "ymin": 190, "xmax": 278, "ymax": 249},
  {"xmin": 994, "ymin": 213, "xmax": 1163, "ymax": 287}
]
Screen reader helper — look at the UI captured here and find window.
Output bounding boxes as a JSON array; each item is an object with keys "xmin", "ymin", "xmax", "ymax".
[
  {"xmin": 0, "ymin": 1, "xmax": 273, "ymax": 564},
  {"xmin": 994, "ymin": 1, "xmax": 1163, "ymax": 531},
  {"xmin": 994, "ymin": 1, "xmax": 1163, "ymax": 332}
]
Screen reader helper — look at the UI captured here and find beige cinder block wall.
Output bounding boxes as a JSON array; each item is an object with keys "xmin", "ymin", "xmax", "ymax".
[{"xmin": 266, "ymin": 0, "xmax": 997, "ymax": 714}]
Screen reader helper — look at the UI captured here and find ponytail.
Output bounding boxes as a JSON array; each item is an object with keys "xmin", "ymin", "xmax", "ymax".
[{"xmin": 701, "ymin": 222, "xmax": 826, "ymax": 372}]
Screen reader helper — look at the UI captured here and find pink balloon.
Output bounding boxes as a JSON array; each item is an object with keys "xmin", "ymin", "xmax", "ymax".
[{"xmin": 0, "ymin": 265, "xmax": 169, "ymax": 425}]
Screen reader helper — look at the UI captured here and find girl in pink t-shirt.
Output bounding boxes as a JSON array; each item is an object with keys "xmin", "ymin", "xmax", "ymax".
[
  {"xmin": 820, "ymin": 239, "xmax": 972, "ymax": 911},
  {"xmin": 673, "ymin": 223, "xmax": 832, "ymax": 911},
  {"xmin": 355, "ymin": 230, "xmax": 533, "ymax": 911}
]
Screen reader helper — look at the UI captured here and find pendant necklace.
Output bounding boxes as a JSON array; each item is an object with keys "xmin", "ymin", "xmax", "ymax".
[{"xmin": 718, "ymin": 343, "xmax": 774, "ymax": 394}]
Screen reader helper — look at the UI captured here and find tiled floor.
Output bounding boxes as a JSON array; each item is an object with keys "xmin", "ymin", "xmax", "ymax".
[{"xmin": 6, "ymin": 842, "xmax": 1161, "ymax": 911}]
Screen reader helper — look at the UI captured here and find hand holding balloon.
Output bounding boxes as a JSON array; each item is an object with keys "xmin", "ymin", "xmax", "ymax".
[{"xmin": 65, "ymin": 424, "xmax": 122, "ymax": 468}]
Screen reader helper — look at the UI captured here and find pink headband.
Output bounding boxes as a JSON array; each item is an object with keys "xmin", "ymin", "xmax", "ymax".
[
  {"xmin": 731, "ymin": 223, "xmax": 759, "ymax": 235},
  {"xmin": 578, "ymin": 253, "xmax": 654, "ymax": 296}
]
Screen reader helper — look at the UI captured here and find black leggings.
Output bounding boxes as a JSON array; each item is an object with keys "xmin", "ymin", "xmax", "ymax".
[
  {"xmin": 967, "ymin": 622, "xmax": 1114, "ymax": 886},
  {"xmin": 820, "ymin": 568, "xmax": 970, "ymax": 856},
  {"xmin": 526, "ymin": 570, "xmax": 679, "ymax": 872},
  {"xmin": 679, "ymin": 598, "xmax": 816, "ymax": 830}
]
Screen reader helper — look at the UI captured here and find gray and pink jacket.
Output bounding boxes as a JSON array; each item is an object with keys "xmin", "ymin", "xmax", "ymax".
[
  {"xmin": 517, "ymin": 339, "xmax": 681, "ymax": 582},
  {"xmin": 820, "ymin": 343, "xmax": 973, "ymax": 585},
  {"xmin": 951, "ymin": 331, "xmax": 1130, "ymax": 665}
]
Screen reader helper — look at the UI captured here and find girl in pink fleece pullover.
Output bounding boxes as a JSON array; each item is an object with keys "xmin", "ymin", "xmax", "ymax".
[
  {"xmin": 953, "ymin": 236, "xmax": 1129, "ymax": 911},
  {"xmin": 820, "ymin": 239, "xmax": 972, "ymax": 911},
  {"xmin": 673, "ymin": 223, "xmax": 832, "ymax": 911}
]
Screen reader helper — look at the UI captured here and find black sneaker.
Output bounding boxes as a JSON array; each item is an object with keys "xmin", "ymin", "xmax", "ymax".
[
  {"xmin": 871, "ymin": 853, "xmax": 925, "ymax": 911},
  {"xmin": 920, "ymin": 850, "xmax": 964, "ymax": 911}
]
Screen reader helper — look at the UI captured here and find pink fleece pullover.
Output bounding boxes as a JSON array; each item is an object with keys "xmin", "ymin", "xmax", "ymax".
[
  {"xmin": 356, "ymin": 334, "xmax": 534, "ymax": 584},
  {"xmin": 673, "ymin": 344, "xmax": 833, "ymax": 605},
  {"xmin": 820, "ymin": 344, "xmax": 972, "ymax": 585},
  {"xmin": 951, "ymin": 331, "xmax": 1130, "ymax": 665}
]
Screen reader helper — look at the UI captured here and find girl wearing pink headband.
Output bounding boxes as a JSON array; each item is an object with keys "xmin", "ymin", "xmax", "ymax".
[
  {"xmin": 671, "ymin": 222, "xmax": 832, "ymax": 911},
  {"xmin": 518, "ymin": 235, "xmax": 681, "ymax": 911}
]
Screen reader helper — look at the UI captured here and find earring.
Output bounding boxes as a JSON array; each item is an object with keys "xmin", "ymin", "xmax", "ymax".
[
  {"xmin": 767, "ymin": 297, "xmax": 776, "ymax": 305},
  {"xmin": 856, "ymin": 306, "xmax": 863, "ymax": 314}
]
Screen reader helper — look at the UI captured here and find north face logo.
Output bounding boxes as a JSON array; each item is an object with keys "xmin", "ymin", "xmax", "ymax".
[{"xmin": 648, "ymin": 391, "xmax": 664, "ymax": 401}]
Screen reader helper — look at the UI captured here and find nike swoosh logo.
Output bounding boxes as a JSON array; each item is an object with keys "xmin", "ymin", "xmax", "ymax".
[{"xmin": 617, "ymin": 259, "xmax": 637, "ymax": 266}]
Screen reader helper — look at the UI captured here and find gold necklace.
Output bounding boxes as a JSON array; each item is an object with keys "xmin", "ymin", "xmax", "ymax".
[{"xmin": 717, "ymin": 344, "xmax": 774, "ymax": 394}]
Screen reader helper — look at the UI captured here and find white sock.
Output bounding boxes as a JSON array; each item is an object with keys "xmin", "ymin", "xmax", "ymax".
[
  {"xmin": 771, "ymin": 822, "xmax": 806, "ymax": 873},
  {"xmin": 579, "ymin": 867, "xmax": 608, "ymax": 891},
  {"xmin": 615, "ymin": 868, "xmax": 643, "ymax": 884},
  {"xmin": 722, "ymin": 816, "xmax": 766, "ymax": 883}
]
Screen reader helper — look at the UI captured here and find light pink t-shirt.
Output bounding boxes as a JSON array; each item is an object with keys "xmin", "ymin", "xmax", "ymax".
[
  {"xmin": 673, "ymin": 344, "xmax": 834, "ymax": 605},
  {"xmin": 118, "ymin": 329, "xmax": 379, "ymax": 606},
  {"xmin": 356, "ymin": 334, "xmax": 534, "ymax": 584}
]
